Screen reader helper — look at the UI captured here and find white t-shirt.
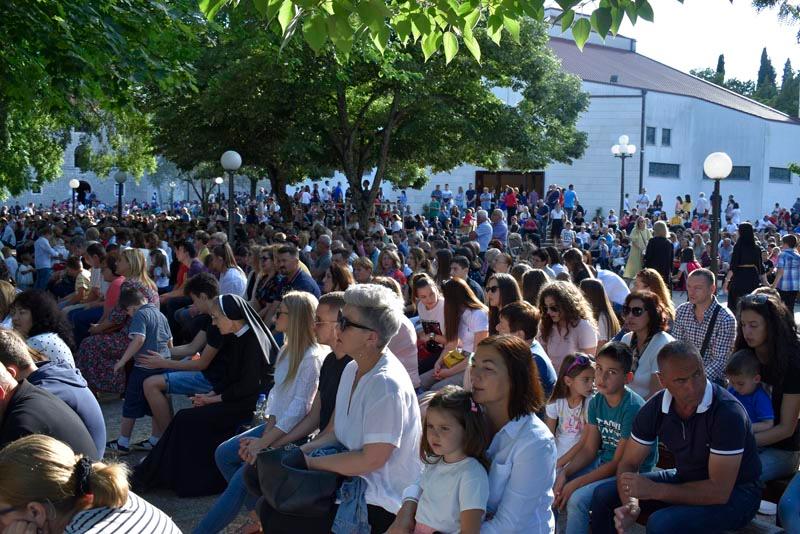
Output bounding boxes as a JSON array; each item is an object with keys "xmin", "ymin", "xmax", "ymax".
[
  {"xmin": 300, "ymin": 191, "xmax": 312, "ymax": 205},
  {"xmin": 457, "ymin": 308, "xmax": 489, "ymax": 353},
  {"xmin": 622, "ymin": 331, "xmax": 674, "ymax": 399},
  {"xmin": 334, "ymin": 353, "xmax": 422, "ymax": 513},
  {"xmin": 415, "ymin": 457, "xmax": 489, "ymax": 533},
  {"xmin": 595, "ymin": 268, "xmax": 630, "ymax": 306},
  {"xmin": 545, "ymin": 397, "xmax": 590, "ymax": 459},
  {"xmin": 387, "ymin": 315, "xmax": 420, "ymax": 388},
  {"xmin": 418, "ymin": 298, "xmax": 446, "ymax": 340},
  {"xmin": 560, "ymin": 229, "xmax": 576, "ymax": 248}
]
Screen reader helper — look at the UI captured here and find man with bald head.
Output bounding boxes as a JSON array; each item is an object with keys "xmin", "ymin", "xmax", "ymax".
[{"xmin": 590, "ymin": 340, "xmax": 761, "ymax": 533}]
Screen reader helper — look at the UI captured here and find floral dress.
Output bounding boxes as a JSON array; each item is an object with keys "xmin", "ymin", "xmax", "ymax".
[{"xmin": 75, "ymin": 279, "xmax": 159, "ymax": 394}]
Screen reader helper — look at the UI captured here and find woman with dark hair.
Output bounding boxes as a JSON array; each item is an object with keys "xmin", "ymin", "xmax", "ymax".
[
  {"xmin": 732, "ymin": 291, "xmax": 800, "ymax": 483},
  {"xmin": 672, "ymin": 247, "xmax": 701, "ymax": 291},
  {"xmin": 322, "ymin": 263, "xmax": 355, "ymax": 293},
  {"xmin": 414, "ymin": 274, "xmax": 447, "ymax": 374},
  {"xmin": 391, "ymin": 334, "xmax": 556, "ymax": 533},
  {"xmin": 420, "ymin": 278, "xmax": 488, "ymax": 391},
  {"xmin": 723, "ymin": 222, "xmax": 767, "ymax": 311},
  {"xmin": 579, "ymin": 279, "xmax": 620, "ymax": 347},
  {"xmin": 546, "ymin": 246, "xmax": 568, "ymax": 277},
  {"xmin": 563, "ymin": 248, "xmax": 594, "ymax": 285},
  {"xmin": 510, "ymin": 262, "xmax": 532, "ymax": 287},
  {"xmin": 133, "ymin": 294, "xmax": 274, "ymax": 497},
  {"xmin": 11, "ymin": 289, "xmax": 76, "ymax": 366},
  {"xmin": 523, "ymin": 269, "xmax": 549, "ymax": 308},
  {"xmin": 486, "ymin": 273, "xmax": 522, "ymax": 335},
  {"xmin": 619, "ymin": 290, "xmax": 674, "ymax": 399},
  {"xmin": 211, "ymin": 244, "xmax": 247, "ymax": 297},
  {"xmin": 434, "ymin": 248, "xmax": 453, "ymax": 287},
  {"xmin": 537, "ymin": 281, "xmax": 598, "ymax": 370}
]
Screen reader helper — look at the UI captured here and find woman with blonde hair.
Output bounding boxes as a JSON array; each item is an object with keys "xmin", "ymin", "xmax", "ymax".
[
  {"xmin": 634, "ymin": 268, "xmax": 675, "ymax": 320},
  {"xmin": 76, "ymin": 248, "xmax": 159, "ymax": 394},
  {"xmin": 0, "ymin": 279, "xmax": 16, "ymax": 328},
  {"xmin": 623, "ymin": 216, "xmax": 652, "ymax": 280},
  {"xmin": 0, "ymin": 435, "xmax": 179, "ymax": 532},
  {"xmin": 196, "ymin": 291, "xmax": 326, "ymax": 533},
  {"xmin": 537, "ymin": 281, "xmax": 598, "ymax": 369},
  {"xmin": 643, "ymin": 220, "xmax": 674, "ymax": 289}
]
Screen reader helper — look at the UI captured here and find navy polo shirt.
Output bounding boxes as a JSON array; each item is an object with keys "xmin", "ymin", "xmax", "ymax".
[{"xmin": 630, "ymin": 381, "xmax": 761, "ymax": 485}]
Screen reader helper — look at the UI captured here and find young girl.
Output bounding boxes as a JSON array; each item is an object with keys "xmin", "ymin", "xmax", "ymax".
[
  {"xmin": 410, "ymin": 385, "xmax": 489, "ymax": 534},
  {"xmin": 15, "ymin": 252, "xmax": 34, "ymax": 289},
  {"xmin": 149, "ymin": 249, "xmax": 170, "ymax": 290},
  {"xmin": 545, "ymin": 353, "xmax": 595, "ymax": 468}
]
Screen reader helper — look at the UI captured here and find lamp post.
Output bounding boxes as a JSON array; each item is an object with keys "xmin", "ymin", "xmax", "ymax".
[
  {"xmin": 214, "ymin": 176, "xmax": 224, "ymax": 203},
  {"xmin": 169, "ymin": 181, "xmax": 177, "ymax": 211},
  {"xmin": 703, "ymin": 152, "xmax": 733, "ymax": 278},
  {"xmin": 68, "ymin": 179, "xmax": 80, "ymax": 215},
  {"xmin": 611, "ymin": 135, "xmax": 637, "ymax": 216},
  {"xmin": 220, "ymin": 151, "xmax": 242, "ymax": 244},
  {"xmin": 114, "ymin": 171, "xmax": 127, "ymax": 220}
]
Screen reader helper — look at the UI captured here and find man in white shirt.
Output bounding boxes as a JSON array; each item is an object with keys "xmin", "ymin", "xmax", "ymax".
[
  {"xmin": 34, "ymin": 227, "xmax": 62, "ymax": 290},
  {"xmin": 694, "ymin": 192, "xmax": 709, "ymax": 216},
  {"xmin": 636, "ymin": 188, "xmax": 650, "ymax": 213},
  {"xmin": 595, "ymin": 267, "xmax": 630, "ymax": 313}
]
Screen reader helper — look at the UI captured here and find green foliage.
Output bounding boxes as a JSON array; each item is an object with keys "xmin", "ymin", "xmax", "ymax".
[
  {"xmin": 756, "ymin": 47, "xmax": 778, "ymax": 101},
  {"xmin": 200, "ymin": 0, "xmax": 662, "ymax": 60},
  {"xmin": 0, "ymin": 0, "xmax": 202, "ymax": 197},
  {"xmin": 715, "ymin": 54, "xmax": 725, "ymax": 84}
]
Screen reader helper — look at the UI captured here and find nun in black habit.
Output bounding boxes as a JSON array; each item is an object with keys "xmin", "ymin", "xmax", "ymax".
[{"xmin": 133, "ymin": 294, "xmax": 275, "ymax": 497}]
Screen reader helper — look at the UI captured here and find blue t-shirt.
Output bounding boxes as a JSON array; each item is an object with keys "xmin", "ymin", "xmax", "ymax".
[
  {"xmin": 563, "ymin": 190, "xmax": 577, "ymax": 209},
  {"xmin": 728, "ymin": 385, "xmax": 774, "ymax": 424},
  {"xmin": 531, "ymin": 341, "xmax": 556, "ymax": 401},
  {"xmin": 588, "ymin": 386, "xmax": 657, "ymax": 472},
  {"xmin": 128, "ymin": 304, "xmax": 172, "ymax": 366}
]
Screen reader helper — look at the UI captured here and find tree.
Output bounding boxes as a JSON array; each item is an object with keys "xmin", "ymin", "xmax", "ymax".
[
  {"xmin": 689, "ymin": 67, "xmax": 755, "ymax": 98},
  {"xmin": 773, "ymin": 59, "xmax": 799, "ymax": 116},
  {"xmin": 201, "ymin": 0, "xmax": 659, "ymax": 61},
  {"xmin": 755, "ymin": 47, "xmax": 778, "ymax": 102},
  {"xmin": 715, "ymin": 54, "xmax": 726, "ymax": 84},
  {"xmin": 0, "ymin": 0, "xmax": 202, "ymax": 196}
]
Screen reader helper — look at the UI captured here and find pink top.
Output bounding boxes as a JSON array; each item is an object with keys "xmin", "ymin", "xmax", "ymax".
[
  {"xmin": 538, "ymin": 318, "xmax": 598, "ymax": 371},
  {"xmin": 104, "ymin": 276, "xmax": 126, "ymax": 313}
]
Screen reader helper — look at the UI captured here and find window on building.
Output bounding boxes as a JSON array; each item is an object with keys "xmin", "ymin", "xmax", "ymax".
[
  {"xmin": 702, "ymin": 165, "xmax": 751, "ymax": 181},
  {"xmin": 31, "ymin": 183, "xmax": 42, "ymax": 195},
  {"xmin": 769, "ymin": 167, "xmax": 792, "ymax": 183},
  {"xmin": 645, "ymin": 127, "xmax": 656, "ymax": 145},
  {"xmin": 661, "ymin": 128, "xmax": 671, "ymax": 146},
  {"xmin": 649, "ymin": 162, "xmax": 680, "ymax": 178}
]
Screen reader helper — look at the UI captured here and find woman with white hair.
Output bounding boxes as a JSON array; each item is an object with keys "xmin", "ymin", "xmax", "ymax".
[{"xmin": 257, "ymin": 284, "xmax": 422, "ymax": 532}]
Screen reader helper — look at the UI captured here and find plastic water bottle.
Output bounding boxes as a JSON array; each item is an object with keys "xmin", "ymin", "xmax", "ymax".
[{"xmin": 252, "ymin": 394, "xmax": 267, "ymax": 427}]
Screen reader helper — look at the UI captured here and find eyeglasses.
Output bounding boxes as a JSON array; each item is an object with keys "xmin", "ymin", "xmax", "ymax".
[
  {"xmin": 622, "ymin": 305, "xmax": 645, "ymax": 317},
  {"xmin": 741, "ymin": 294, "xmax": 769, "ymax": 305},
  {"xmin": 486, "ymin": 286, "xmax": 499, "ymax": 293},
  {"xmin": 337, "ymin": 310, "xmax": 374, "ymax": 332},
  {"xmin": 565, "ymin": 354, "xmax": 594, "ymax": 375}
]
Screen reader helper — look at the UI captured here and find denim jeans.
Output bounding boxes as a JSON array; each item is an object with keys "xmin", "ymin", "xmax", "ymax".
[
  {"xmin": 565, "ymin": 458, "xmax": 613, "ymax": 534},
  {"xmin": 34, "ymin": 268, "xmax": 52, "ymax": 289},
  {"xmin": 758, "ymin": 447, "xmax": 800, "ymax": 482},
  {"xmin": 590, "ymin": 469, "xmax": 762, "ymax": 534},
  {"xmin": 70, "ymin": 305, "xmax": 103, "ymax": 347},
  {"xmin": 779, "ymin": 470, "xmax": 800, "ymax": 532},
  {"xmin": 193, "ymin": 424, "xmax": 265, "ymax": 534}
]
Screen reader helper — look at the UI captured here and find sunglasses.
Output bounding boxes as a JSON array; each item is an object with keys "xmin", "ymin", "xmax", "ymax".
[
  {"xmin": 741, "ymin": 294, "xmax": 769, "ymax": 305},
  {"xmin": 486, "ymin": 286, "xmax": 499, "ymax": 293},
  {"xmin": 565, "ymin": 354, "xmax": 594, "ymax": 375},
  {"xmin": 275, "ymin": 310, "xmax": 288, "ymax": 318},
  {"xmin": 545, "ymin": 305, "xmax": 560, "ymax": 313},
  {"xmin": 337, "ymin": 310, "xmax": 374, "ymax": 332},
  {"xmin": 622, "ymin": 305, "xmax": 645, "ymax": 317}
]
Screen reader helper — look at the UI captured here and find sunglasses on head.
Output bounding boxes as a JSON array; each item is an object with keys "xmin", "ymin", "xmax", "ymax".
[
  {"xmin": 337, "ymin": 310, "xmax": 374, "ymax": 332},
  {"xmin": 741, "ymin": 293, "xmax": 769, "ymax": 306},
  {"xmin": 622, "ymin": 305, "xmax": 645, "ymax": 317},
  {"xmin": 565, "ymin": 354, "xmax": 594, "ymax": 375}
]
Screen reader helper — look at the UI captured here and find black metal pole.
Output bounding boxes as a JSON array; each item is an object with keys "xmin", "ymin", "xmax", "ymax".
[
  {"xmin": 71, "ymin": 189, "xmax": 76, "ymax": 216},
  {"xmin": 619, "ymin": 154, "xmax": 627, "ymax": 215},
  {"xmin": 228, "ymin": 172, "xmax": 235, "ymax": 245},
  {"xmin": 711, "ymin": 179, "xmax": 721, "ymax": 277},
  {"xmin": 117, "ymin": 184, "xmax": 123, "ymax": 219}
]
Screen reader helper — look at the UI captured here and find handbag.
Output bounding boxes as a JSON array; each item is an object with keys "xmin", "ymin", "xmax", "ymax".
[
  {"xmin": 255, "ymin": 445, "xmax": 341, "ymax": 517},
  {"xmin": 442, "ymin": 349, "xmax": 466, "ymax": 369}
]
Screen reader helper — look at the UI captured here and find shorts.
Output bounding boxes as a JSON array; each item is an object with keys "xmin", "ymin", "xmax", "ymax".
[
  {"xmin": 164, "ymin": 370, "xmax": 214, "ymax": 396},
  {"xmin": 123, "ymin": 367, "xmax": 166, "ymax": 419}
]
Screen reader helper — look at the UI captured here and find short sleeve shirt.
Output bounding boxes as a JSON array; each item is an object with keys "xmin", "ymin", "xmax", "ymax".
[
  {"xmin": 129, "ymin": 304, "xmax": 172, "ymax": 363},
  {"xmin": 458, "ymin": 308, "xmax": 489, "ymax": 352},
  {"xmin": 728, "ymin": 386, "xmax": 774, "ymax": 424},
  {"xmin": 415, "ymin": 458, "xmax": 489, "ymax": 533},
  {"xmin": 588, "ymin": 387, "xmax": 656, "ymax": 471},
  {"xmin": 540, "ymin": 319, "xmax": 598, "ymax": 371},
  {"xmin": 762, "ymin": 355, "xmax": 800, "ymax": 450}
]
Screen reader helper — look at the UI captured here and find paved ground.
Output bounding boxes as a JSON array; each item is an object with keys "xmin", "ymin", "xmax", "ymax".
[{"xmin": 101, "ymin": 290, "xmax": 786, "ymax": 533}]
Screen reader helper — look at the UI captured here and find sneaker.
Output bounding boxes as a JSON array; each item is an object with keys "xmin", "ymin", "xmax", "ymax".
[
  {"xmin": 106, "ymin": 439, "xmax": 131, "ymax": 456},
  {"xmin": 132, "ymin": 439, "xmax": 155, "ymax": 452}
]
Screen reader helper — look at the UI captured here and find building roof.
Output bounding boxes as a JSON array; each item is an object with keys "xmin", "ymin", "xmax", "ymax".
[{"xmin": 548, "ymin": 36, "xmax": 799, "ymax": 124}]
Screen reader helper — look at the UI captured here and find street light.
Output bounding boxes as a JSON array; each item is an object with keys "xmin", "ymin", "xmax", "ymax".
[
  {"xmin": 611, "ymin": 135, "xmax": 637, "ymax": 216},
  {"xmin": 68, "ymin": 179, "xmax": 80, "ymax": 215},
  {"xmin": 220, "ymin": 151, "xmax": 242, "ymax": 244},
  {"xmin": 703, "ymin": 152, "xmax": 733, "ymax": 278},
  {"xmin": 214, "ymin": 176, "xmax": 224, "ymax": 203},
  {"xmin": 169, "ymin": 181, "xmax": 177, "ymax": 211},
  {"xmin": 114, "ymin": 171, "xmax": 127, "ymax": 220}
]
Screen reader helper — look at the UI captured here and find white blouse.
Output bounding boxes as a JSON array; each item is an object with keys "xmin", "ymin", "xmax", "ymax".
[
  {"xmin": 219, "ymin": 267, "xmax": 247, "ymax": 297},
  {"xmin": 622, "ymin": 331, "xmax": 674, "ymax": 399},
  {"xmin": 266, "ymin": 344, "xmax": 326, "ymax": 433},
  {"xmin": 334, "ymin": 353, "xmax": 422, "ymax": 513},
  {"xmin": 27, "ymin": 333, "xmax": 75, "ymax": 367}
]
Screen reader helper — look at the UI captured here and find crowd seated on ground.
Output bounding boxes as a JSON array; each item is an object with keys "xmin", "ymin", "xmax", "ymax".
[{"xmin": 1, "ymin": 185, "xmax": 800, "ymax": 532}]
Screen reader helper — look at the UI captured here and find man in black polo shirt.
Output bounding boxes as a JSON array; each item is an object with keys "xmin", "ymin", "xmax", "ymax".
[
  {"xmin": 0, "ymin": 361, "xmax": 98, "ymax": 460},
  {"xmin": 590, "ymin": 340, "xmax": 761, "ymax": 533}
]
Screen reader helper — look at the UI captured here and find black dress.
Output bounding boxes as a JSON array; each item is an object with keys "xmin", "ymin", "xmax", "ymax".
[
  {"xmin": 132, "ymin": 328, "xmax": 271, "ymax": 497},
  {"xmin": 643, "ymin": 236, "xmax": 674, "ymax": 289},
  {"xmin": 728, "ymin": 242, "xmax": 764, "ymax": 312}
]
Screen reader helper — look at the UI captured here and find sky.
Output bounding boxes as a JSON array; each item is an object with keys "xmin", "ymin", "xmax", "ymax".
[{"xmin": 557, "ymin": 0, "xmax": 800, "ymax": 83}]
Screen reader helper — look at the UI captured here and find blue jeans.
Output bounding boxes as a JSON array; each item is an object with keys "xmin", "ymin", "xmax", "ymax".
[
  {"xmin": 758, "ymin": 447, "xmax": 800, "ymax": 482},
  {"xmin": 70, "ymin": 305, "xmax": 104, "ymax": 347},
  {"xmin": 164, "ymin": 371, "xmax": 213, "ymax": 396},
  {"xmin": 590, "ymin": 469, "xmax": 761, "ymax": 534},
  {"xmin": 34, "ymin": 268, "xmax": 52, "ymax": 289},
  {"xmin": 565, "ymin": 459, "xmax": 613, "ymax": 534},
  {"xmin": 779, "ymin": 470, "xmax": 800, "ymax": 531},
  {"xmin": 193, "ymin": 424, "xmax": 265, "ymax": 534}
]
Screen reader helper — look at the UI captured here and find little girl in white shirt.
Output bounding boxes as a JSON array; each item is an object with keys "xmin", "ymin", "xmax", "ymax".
[
  {"xmin": 398, "ymin": 386, "xmax": 489, "ymax": 534},
  {"xmin": 545, "ymin": 353, "xmax": 595, "ymax": 469}
]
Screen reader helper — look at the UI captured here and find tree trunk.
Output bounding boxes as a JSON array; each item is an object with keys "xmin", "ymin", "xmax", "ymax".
[
  {"xmin": 267, "ymin": 169, "xmax": 292, "ymax": 222},
  {"xmin": 249, "ymin": 176, "xmax": 258, "ymax": 199}
]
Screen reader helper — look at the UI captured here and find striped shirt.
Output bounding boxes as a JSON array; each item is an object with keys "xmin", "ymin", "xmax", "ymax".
[
  {"xmin": 65, "ymin": 492, "xmax": 181, "ymax": 534},
  {"xmin": 777, "ymin": 249, "xmax": 800, "ymax": 292},
  {"xmin": 671, "ymin": 298, "xmax": 736, "ymax": 383}
]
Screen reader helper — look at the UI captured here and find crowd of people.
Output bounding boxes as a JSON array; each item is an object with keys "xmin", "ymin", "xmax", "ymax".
[{"xmin": 0, "ymin": 181, "xmax": 799, "ymax": 533}]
